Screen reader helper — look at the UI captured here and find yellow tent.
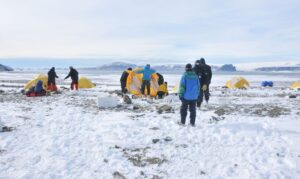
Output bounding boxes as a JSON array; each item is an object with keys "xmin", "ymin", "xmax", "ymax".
[
  {"xmin": 225, "ymin": 77, "xmax": 250, "ymax": 89},
  {"xmin": 126, "ymin": 68, "xmax": 159, "ymax": 97},
  {"xmin": 290, "ymin": 81, "xmax": 300, "ymax": 90},
  {"xmin": 24, "ymin": 74, "xmax": 48, "ymax": 90},
  {"xmin": 78, "ymin": 76, "xmax": 95, "ymax": 89}
]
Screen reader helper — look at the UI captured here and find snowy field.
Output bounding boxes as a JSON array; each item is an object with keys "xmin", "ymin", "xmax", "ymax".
[{"xmin": 0, "ymin": 70, "xmax": 300, "ymax": 179}]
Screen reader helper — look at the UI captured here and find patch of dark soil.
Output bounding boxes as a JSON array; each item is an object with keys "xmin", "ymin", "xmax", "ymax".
[
  {"xmin": 251, "ymin": 105, "xmax": 290, "ymax": 117},
  {"xmin": 214, "ymin": 106, "xmax": 235, "ymax": 116},
  {"xmin": 121, "ymin": 147, "xmax": 166, "ymax": 167}
]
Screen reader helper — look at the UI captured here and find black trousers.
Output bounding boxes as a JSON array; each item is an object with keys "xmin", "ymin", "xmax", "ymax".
[
  {"xmin": 198, "ymin": 85, "xmax": 210, "ymax": 106},
  {"xmin": 141, "ymin": 80, "xmax": 150, "ymax": 95},
  {"xmin": 121, "ymin": 81, "xmax": 127, "ymax": 93},
  {"xmin": 180, "ymin": 100, "xmax": 197, "ymax": 125},
  {"xmin": 157, "ymin": 91, "xmax": 165, "ymax": 99}
]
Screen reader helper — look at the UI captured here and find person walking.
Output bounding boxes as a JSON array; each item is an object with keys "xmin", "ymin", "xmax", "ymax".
[
  {"xmin": 193, "ymin": 58, "xmax": 212, "ymax": 107},
  {"xmin": 120, "ymin": 67, "xmax": 132, "ymax": 93},
  {"xmin": 47, "ymin": 67, "xmax": 59, "ymax": 91},
  {"xmin": 64, "ymin": 66, "xmax": 79, "ymax": 90},
  {"xmin": 135, "ymin": 64, "xmax": 156, "ymax": 96},
  {"xmin": 179, "ymin": 64, "xmax": 200, "ymax": 126}
]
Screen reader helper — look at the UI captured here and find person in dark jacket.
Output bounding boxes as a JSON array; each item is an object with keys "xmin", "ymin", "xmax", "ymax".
[
  {"xmin": 64, "ymin": 66, "xmax": 79, "ymax": 90},
  {"xmin": 156, "ymin": 72, "xmax": 164, "ymax": 85},
  {"xmin": 135, "ymin": 64, "xmax": 156, "ymax": 96},
  {"xmin": 179, "ymin": 64, "xmax": 200, "ymax": 126},
  {"xmin": 120, "ymin": 67, "xmax": 132, "ymax": 93},
  {"xmin": 193, "ymin": 58, "xmax": 212, "ymax": 107},
  {"xmin": 47, "ymin": 67, "xmax": 59, "ymax": 91}
]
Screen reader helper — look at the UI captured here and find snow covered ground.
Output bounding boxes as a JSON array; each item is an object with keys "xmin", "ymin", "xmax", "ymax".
[{"xmin": 0, "ymin": 71, "xmax": 299, "ymax": 179}]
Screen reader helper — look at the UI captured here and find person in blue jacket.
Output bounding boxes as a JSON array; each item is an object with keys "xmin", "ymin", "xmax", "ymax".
[
  {"xmin": 135, "ymin": 64, "xmax": 156, "ymax": 96},
  {"xmin": 179, "ymin": 63, "xmax": 200, "ymax": 126},
  {"xmin": 34, "ymin": 80, "xmax": 44, "ymax": 93}
]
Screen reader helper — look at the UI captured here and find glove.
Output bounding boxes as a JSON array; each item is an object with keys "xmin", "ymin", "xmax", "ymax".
[{"xmin": 202, "ymin": 84, "xmax": 207, "ymax": 91}]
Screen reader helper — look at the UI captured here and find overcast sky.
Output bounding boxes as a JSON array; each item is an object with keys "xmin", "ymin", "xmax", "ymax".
[{"xmin": 0, "ymin": 0, "xmax": 300, "ymax": 67}]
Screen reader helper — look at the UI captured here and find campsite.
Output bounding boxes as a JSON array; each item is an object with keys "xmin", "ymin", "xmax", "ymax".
[
  {"xmin": 0, "ymin": 70, "xmax": 299, "ymax": 178},
  {"xmin": 1, "ymin": 0, "xmax": 300, "ymax": 178}
]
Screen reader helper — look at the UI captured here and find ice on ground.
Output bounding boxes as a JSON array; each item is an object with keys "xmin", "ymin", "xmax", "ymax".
[{"xmin": 97, "ymin": 95, "xmax": 120, "ymax": 108}]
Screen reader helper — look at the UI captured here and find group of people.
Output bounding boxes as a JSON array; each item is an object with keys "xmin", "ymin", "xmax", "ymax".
[
  {"xmin": 179, "ymin": 58, "xmax": 212, "ymax": 126},
  {"xmin": 28, "ymin": 59, "xmax": 212, "ymax": 127},
  {"xmin": 120, "ymin": 64, "xmax": 169, "ymax": 98},
  {"xmin": 26, "ymin": 66, "xmax": 80, "ymax": 97},
  {"xmin": 48, "ymin": 66, "xmax": 80, "ymax": 91},
  {"xmin": 120, "ymin": 58, "xmax": 212, "ymax": 126}
]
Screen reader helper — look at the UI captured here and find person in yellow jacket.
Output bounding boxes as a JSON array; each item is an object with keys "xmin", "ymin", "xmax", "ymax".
[{"xmin": 157, "ymin": 82, "xmax": 169, "ymax": 99}]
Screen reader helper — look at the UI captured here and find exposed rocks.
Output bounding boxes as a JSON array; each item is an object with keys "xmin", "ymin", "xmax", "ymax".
[
  {"xmin": 121, "ymin": 147, "xmax": 166, "ymax": 167},
  {"xmin": 123, "ymin": 95, "xmax": 132, "ymax": 104},
  {"xmin": 200, "ymin": 171, "xmax": 206, "ymax": 175},
  {"xmin": 0, "ymin": 126, "xmax": 15, "ymax": 132},
  {"xmin": 157, "ymin": 104, "xmax": 172, "ymax": 114},
  {"xmin": 164, "ymin": 136, "xmax": 172, "ymax": 142},
  {"xmin": 214, "ymin": 106, "xmax": 233, "ymax": 116},
  {"xmin": 210, "ymin": 116, "xmax": 225, "ymax": 123},
  {"xmin": 149, "ymin": 127, "xmax": 160, "ymax": 130},
  {"xmin": 152, "ymin": 139, "xmax": 160, "ymax": 144},
  {"xmin": 253, "ymin": 105, "xmax": 290, "ymax": 118},
  {"xmin": 113, "ymin": 171, "xmax": 126, "ymax": 179}
]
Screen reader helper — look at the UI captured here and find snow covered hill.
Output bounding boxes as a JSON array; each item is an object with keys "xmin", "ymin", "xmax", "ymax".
[
  {"xmin": 0, "ymin": 64, "xmax": 13, "ymax": 72},
  {"xmin": 83, "ymin": 61, "xmax": 300, "ymax": 73}
]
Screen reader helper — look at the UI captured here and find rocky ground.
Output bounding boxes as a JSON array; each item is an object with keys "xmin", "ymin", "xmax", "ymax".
[{"xmin": 0, "ymin": 85, "xmax": 300, "ymax": 178}]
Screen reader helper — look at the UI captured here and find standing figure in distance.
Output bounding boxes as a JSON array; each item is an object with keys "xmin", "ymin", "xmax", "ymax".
[
  {"xmin": 193, "ymin": 58, "xmax": 212, "ymax": 108},
  {"xmin": 135, "ymin": 64, "xmax": 156, "ymax": 97},
  {"xmin": 47, "ymin": 67, "xmax": 59, "ymax": 91},
  {"xmin": 64, "ymin": 66, "xmax": 79, "ymax": 90},
  {"xmin": 120, "ymin": 67, "xmax": 132, "ymax": 93}
]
